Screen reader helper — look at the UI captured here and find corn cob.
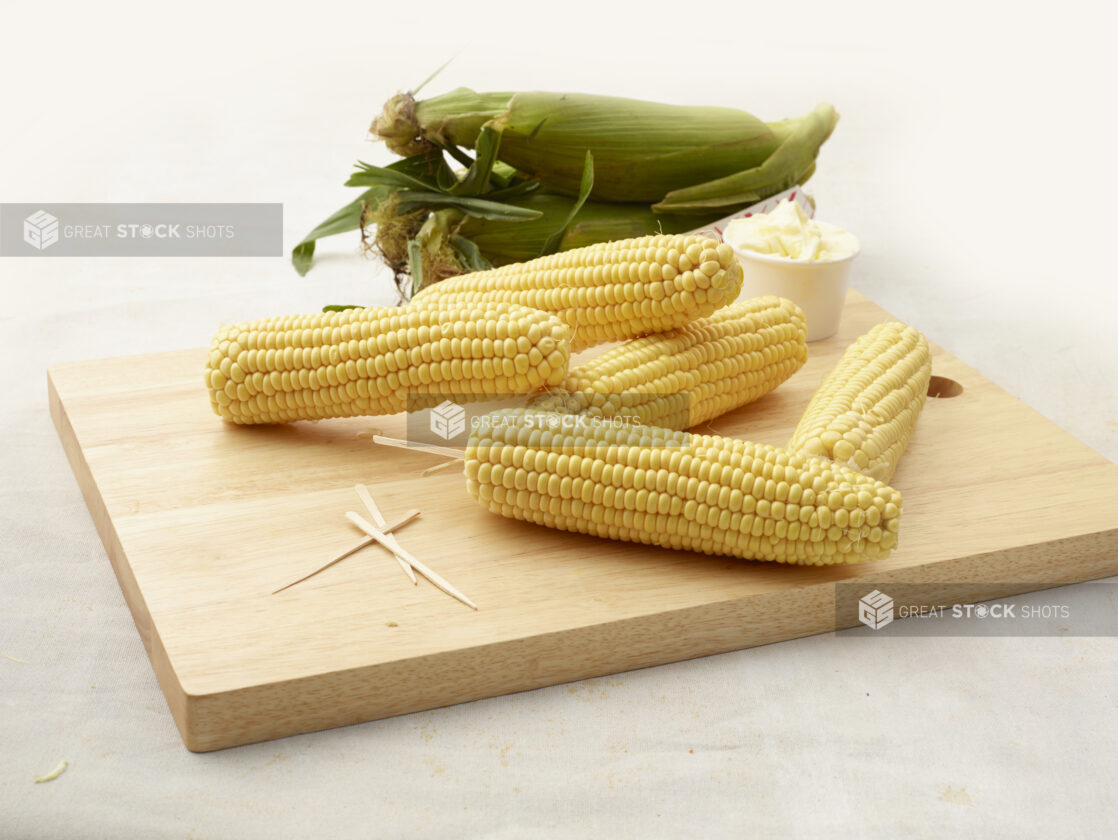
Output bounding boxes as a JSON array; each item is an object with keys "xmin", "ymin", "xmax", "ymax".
[
  {"xmin": 206, "ymin": 303, "xmax": 571, "ymax": 425},
  {"xmin": 532, "ymin": 297, "xmax": 808, "ymax": 431},
  {"xmin": 411, "ymin": 234, "xmax": 743, "ymax": 350},
  {"xmin": 454, "ymin": 193, "xmax": 727, "ymax": 267},
  {"xmin": 372, "ymin": 88, "xmax": 836, "ymax": 205},
  {"xmin": 466, "ymin": 409, "xmax": 902, "ymax": 565},
  {"xmin": 788, "ymin": 322, "xmax": 931, "ymax": 482}
]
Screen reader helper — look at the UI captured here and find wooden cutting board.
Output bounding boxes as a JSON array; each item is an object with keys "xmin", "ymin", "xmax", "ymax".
[{"xmin": 48, "ymin": 291, "xmax": 1118, "ymax": 751}]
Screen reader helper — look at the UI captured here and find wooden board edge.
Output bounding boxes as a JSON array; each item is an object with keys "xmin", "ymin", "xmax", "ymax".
[
  {"xmin": 47, "ymin": 369, "xmax": 192, "ymax": 744},
  {"xmin": 178, "ymin": 527, "xmax": 1118, "ymax": 751}
]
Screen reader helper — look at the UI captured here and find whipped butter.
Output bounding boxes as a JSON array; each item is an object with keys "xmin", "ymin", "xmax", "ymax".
[{"xmin": 724, "ymin": 200, "xmax": 859, "ymax": 262}]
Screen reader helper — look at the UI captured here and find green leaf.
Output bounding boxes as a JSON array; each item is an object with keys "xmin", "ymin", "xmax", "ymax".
[
  {"xmin": 394, "ymin": 190, "xmax": 543, "ymax": 221},
  {"xmin": 290, "ymin": 150, "xmax": 451, "ymax": 276},
  {"xmin": 292, "ymin": 241, "xmax": 316, "ymax": 276},
  {"xmin": 484, "ymin": 177, "xmax": 541, "ymax": 201},
  {"xmin": 489, "ymin": 161, "xmax": 518, "ymax": 189},
  {"xmin": 412, "ymin": 55, "xmax": 456, "ymax": 96},
  {"xmin": 435, "ymin": 164, "xmax": 458, "ymax": 192},
  {"xmin": 387, "ymin": 147, "xmax": 455, "ymax": 186},
  {"xmin": 450, "ymin": 235, "xmax": 491, "ymax": 272},
  {"xmin": 408, "ymin": 238, "xmax": 424, "ymax": 298},
  {"xmin": 347, "ymin": 165, "xmax": 440, "ymax": 192},
  {"xmin": 435, "ymin": 141, "xmax": 476, "ymax": 169},
  {"xmin": 540, "ymin": 151, "xmax": 594, "ymax": 255},
  {"xmin": 652, "ymin": 103, "xmax": 837, "ymax": 214},
  {"xmin": 651, "ymin": 190, "xmax": 763, "ymax": 214},
  {"xmin": 290, "ymin": 188, "xmax": 382, "ymax": 276},
  {"xmin": 322, "ymin": 304, "xmax": 363, "ymax": 312},
  {"xmin": 450, "ymin": 125, "xmax": 502, "ymax": 197},
  {"xmin": 348, "ymin": 147, "xmax": 458, "ymax": 192}
]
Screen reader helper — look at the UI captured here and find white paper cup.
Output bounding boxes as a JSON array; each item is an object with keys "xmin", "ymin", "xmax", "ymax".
[{"xmin": 731, "ymin": 247, "xmax": 858, "ymax": 341}]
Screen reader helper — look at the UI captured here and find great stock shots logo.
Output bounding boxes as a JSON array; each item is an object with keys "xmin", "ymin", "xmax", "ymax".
[
  {"xmin": 1, "ymin": 203, "xmax": 282, "ymax": 256},
  {"xmin": 430, "ymin": 401, "xmax": 467, "ymax": 441},
  {"xmin": 23, "ymin": 210, "xmax": 59, "ymax": 250},
  {"xmin": 857, "ymin": 589, "xmax": 894, "ymax": 630}
]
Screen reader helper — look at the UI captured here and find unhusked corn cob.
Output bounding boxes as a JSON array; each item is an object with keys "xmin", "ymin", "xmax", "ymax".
[
  {"xmin": 465, "ymin": 409, "xmax": 902, "ymax": 565},
  {"xmin": 410, "ymin": 234, "xmax": 744, "ymax": 350},
  {"xmin": 788, "ymin": 322, "xmax": 931, "ymax": 482},
  {"xmin": 373, "ymin": 88, "xmax": 835, "ymax": 205},
  {"xmin": 206, "ymin": 303, "xmax": 571, "ymax": 424},
  {"xmin": 532, "ymin": 297, "xmax": 808, "ymax": 430}
]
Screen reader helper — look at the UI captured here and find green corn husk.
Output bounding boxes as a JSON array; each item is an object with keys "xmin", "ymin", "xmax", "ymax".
[
  {"xmin": 375, "ymin": 88, "xmax": 513, "ymax": 157},
  {"xmin": 295, "ymin": 171, "xmax": 728, "ymax": 284},
  {"xmin": 372, "ymin": 88, "xmax": 835, "ymax": 204},
  {"xmin": 297, "ymin": 86, "xmax": 837, "ymax": 284},
  {"xmin": 379, "ymin": 193, "xmax": 722, "ymax": 298},
  {"xmin": 453, "ymin": 192, "xmax": 724, "ymax": 265},
  {"xmin": 653, "ymin": 103, "xmax": 838, "ymax": 213}
]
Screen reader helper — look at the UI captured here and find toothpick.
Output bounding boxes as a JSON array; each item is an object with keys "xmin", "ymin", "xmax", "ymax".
[
  {"xmin": 372, "ymin": 435, "xmax": 464, "ymax": 460},
  {"xmin": 345, "ymin": 512, "xmax": 478, "ymax": 610},
  {"xmin": 421, "ymin": 459, "xmax": 459, "ymax": 476},
  {"xmin": 272, "ymin": 509, "xmax": 420, "ymax": 594},
  {"xmin": 355, "ymin": 484, "xmax": 417, "ymax": 585}
]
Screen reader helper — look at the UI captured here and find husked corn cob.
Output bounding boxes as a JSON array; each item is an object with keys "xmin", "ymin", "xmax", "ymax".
[
  {"xmin": 206, "ymin": 303, "xmax": 571, "ymax": 424},
  {"xmin": 411, "ymin": 234, "xmax": 744, "ymax": 350},
  {"xmin": 466, "ymin": 409, "xmax": 902, "ymax": 565},
  {"xmin": 532, "ymin": 297, "xmax": 808, "ymax": 430},
  {"xmin": 789, "ymin": 322, "xmax": 931, "ymax": 482}
]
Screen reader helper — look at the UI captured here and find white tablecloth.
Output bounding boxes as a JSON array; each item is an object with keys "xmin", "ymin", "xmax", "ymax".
[{"xmin": 3, "ymin": 2, "xmax": 1116, "ymax": 836}]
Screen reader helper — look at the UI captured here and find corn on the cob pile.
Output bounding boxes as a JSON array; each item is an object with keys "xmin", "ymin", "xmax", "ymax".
[
  {"xmin": 298, "ymin": 88, "xmax": 839, "ymax": 282},
  {"xmin": 206, "ymin": 303, "xmax": 571, "ymax": 424},
  {"xmin": 532, "ymin": 297, "xmax": 808, "ymax": 431},
  {"xmin": 788, "ymin": 322, "xmax": 931, "ymax": 482},
  {"xmin": 465, "ymin": 409, "xmax": 902, "ymax": 565},
  {"xmin": 410, "ymin": 234, "xmax": 743, "ymax": 350}
]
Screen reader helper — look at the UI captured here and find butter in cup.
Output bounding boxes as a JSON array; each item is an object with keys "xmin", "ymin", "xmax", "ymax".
[{"xmin": 724, "ymin": 200, "xmax": 860, "ymax": 341}]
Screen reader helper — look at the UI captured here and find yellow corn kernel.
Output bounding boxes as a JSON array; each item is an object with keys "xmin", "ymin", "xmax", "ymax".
[
  {"xmin": 531, "ymin": 296, "xmax": 808, "ymax": 430},
  {"xmin": 410, "ymin": 234, "xmax": 743, "ymax": 351},
  {"xmin": 465, "ymin": 409, "xmax": 902, "ymax": 565},
  {"xmin": 205, "ymin": 303, "xmax": 571, "ymax": 424},
  {"xmin": 788, "ymin": 321, "xmax": 932, "ymax": 482}
]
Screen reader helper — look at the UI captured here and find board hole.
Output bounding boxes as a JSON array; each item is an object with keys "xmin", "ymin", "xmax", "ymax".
[{"xmin": 927, "ymin": 375, "xmax": 964, "ymax": 398}]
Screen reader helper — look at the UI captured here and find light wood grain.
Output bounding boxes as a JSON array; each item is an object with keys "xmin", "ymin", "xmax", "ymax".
[{"xmin": 48, "ymin": 291, "xmax": 1118, "ymax": 751}]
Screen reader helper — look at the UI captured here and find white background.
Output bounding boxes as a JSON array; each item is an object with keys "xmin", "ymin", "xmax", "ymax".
[{"xmin": 2, "ymin": 1, "xmax": 1116, "ymax": 837}]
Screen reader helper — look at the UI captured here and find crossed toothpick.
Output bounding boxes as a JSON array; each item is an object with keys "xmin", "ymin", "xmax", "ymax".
[{"xmin": 272, "ymin": 483, "xmax": 477, "ymax": 610}]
